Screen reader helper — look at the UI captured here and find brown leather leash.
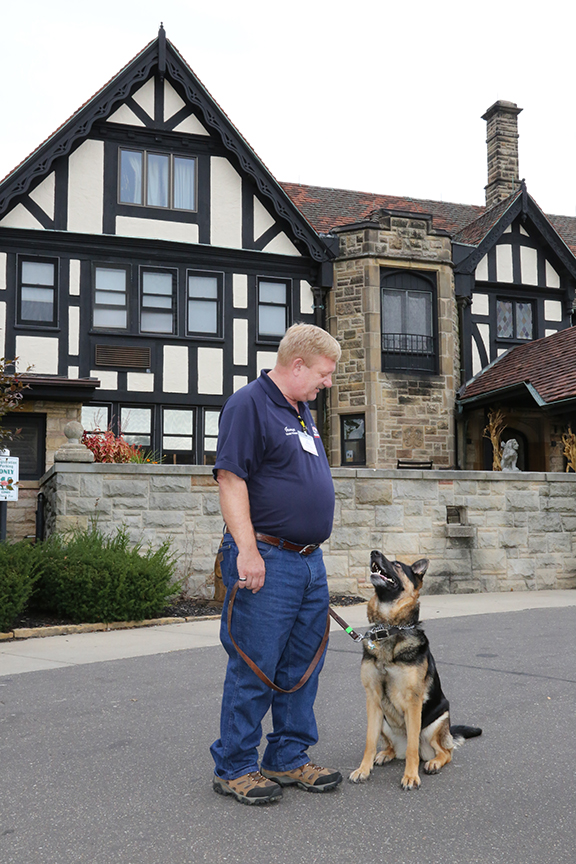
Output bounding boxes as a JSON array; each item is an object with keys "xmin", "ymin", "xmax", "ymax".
[{"xmin": 226, "ymin": 580, "xmax": 363, "ymax": 694}]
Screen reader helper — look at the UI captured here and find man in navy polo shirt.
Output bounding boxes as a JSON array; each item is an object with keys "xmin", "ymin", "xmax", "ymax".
[{"xmin": 211, "ymin": 323, "xmax": 343, "ymax": 805}]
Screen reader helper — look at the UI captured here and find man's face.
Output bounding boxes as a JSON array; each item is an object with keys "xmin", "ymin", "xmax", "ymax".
[{"xmin": 293, "ymin": 355, "xmax": 336, "ymax": 402}]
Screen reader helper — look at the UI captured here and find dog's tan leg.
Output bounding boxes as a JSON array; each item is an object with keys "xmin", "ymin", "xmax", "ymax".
[
  {"xmin": 349, "ymin": 688, "xmax": 383, "ymax": 783},
  {"xmin": 401, "ymin": 697, "xmax": 423, "ymax": 790},
  {"xmin": 374, "ymin": 734, "xmax": 395, "ymax": 766}
]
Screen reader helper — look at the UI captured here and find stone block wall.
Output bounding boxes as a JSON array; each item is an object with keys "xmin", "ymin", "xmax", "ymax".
[
  {"xmin": 325, "ymin": 469, "xmax": 576, "ymax": 595},
  {"xmin": 39, "ymin": 464, "xmax": 576, "ymax": 597},
  {"xmin": 328, "ymin": 216, "xmax": 458, "ymax": 469}
]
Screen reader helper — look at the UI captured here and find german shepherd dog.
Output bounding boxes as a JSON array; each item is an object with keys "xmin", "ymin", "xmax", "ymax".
[{"xmin": 349, "ymin": 551, "xmax": 481, "ymax": 790}]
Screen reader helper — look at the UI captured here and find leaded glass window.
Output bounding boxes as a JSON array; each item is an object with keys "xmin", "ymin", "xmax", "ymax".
[
  {"xmin": 120, "ymin": 407, "xmax": 152, "ymax": 447},
  {"xmin": 81, "ymin": 405, "xmax": 110, "ymax": 434},
  {"xmin": 496, "ymin": 300, "xmax": 533, "ymax": 341}
]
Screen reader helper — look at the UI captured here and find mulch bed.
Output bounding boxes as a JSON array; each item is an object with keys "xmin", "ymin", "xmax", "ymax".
[{"xmin": 9, "ymin": 594, "xmax": 366, "ymax": 631}]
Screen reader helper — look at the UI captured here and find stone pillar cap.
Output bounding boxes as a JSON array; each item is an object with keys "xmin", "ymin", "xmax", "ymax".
[{"xmin": 54, "ymin": 421, "xmax": 95, "ymax": 463}]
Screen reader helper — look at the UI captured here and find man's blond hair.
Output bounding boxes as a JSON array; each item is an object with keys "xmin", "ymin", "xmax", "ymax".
[{"xmin": 276, "ymin": 323, "xmax": 341, "ymax": 367}]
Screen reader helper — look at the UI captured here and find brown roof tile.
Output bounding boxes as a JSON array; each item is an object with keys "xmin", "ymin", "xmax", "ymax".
[
  {"xmin": 281, "ymin": 182, "xmax": 576, "ymax": 258},
  {"xmin": 451, "ymin": 190, "xmax": 522, "ymax": 246},
  {"xmin": 280, "ymin": 182, "xmax": 484, "ymax": 235},
  {"xmin": 460, "ymin": 326, "xmax": 576, "ymax": 405}
]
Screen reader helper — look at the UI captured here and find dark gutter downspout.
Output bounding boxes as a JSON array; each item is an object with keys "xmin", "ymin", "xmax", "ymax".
[
  {"xmin": 455, "ymin": 296, "xmax": 471, "ymax": 469},
  {"xmin": 313, "ymin": 286, "xmax": 330, "ymax": 451}
]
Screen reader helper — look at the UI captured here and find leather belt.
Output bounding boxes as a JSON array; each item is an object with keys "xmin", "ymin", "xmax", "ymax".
[{"xmin": 255, "ymin": 532, "xmax": 320, "ymax": 556}]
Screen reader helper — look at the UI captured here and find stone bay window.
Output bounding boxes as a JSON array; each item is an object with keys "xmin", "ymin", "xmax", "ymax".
[{"xmin": 381, "ymin": 269, "xmax": 438, "ymax": 373}]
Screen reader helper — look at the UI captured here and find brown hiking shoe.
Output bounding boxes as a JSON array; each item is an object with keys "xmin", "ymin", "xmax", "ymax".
[
  {"xmin": 213, "ymin": 771, "xmax": 283, "ymax": 805},
  {"xmin": 261, "ymin": 762, "xmax": 343, "ymax": 793}
]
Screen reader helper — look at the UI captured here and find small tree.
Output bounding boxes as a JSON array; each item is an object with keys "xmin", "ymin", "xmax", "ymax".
[
  {"xmin": 483, "ymin": 408, "xmax": 507, "ymax": 471},
  {"xmin": 0, "ymin": 359, "xmax": 29, "ymax": 447}
]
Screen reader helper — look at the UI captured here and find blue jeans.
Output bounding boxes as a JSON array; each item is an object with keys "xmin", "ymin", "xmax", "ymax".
[{"xmin": 210, "ymin": 535, "xmax": 330, "ymax": 781}]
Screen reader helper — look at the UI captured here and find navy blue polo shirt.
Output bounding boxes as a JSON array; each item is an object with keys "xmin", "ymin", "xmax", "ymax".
[{"xmin": 213, "ymin": 371, "xmax": 335, "ymax": 545}]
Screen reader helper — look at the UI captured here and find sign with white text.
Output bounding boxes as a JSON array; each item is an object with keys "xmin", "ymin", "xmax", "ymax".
[{"xmin": 0, "ymin": 456, "xmax": 19, "ymax": 501}]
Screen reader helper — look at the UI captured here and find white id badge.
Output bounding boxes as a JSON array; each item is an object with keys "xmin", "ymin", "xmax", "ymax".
[{"xmin": 298, "ymin": 431, "xmax": 318, "ymax": 456}]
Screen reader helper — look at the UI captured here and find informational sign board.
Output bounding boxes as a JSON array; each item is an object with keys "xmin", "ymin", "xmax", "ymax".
[{"xmin": 0, "ymin": 456, "xmax": 19, "ymax": 501}]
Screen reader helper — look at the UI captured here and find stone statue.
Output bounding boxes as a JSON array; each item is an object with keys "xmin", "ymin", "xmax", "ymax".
[{"xmin": 501, "ymin": 438, "xmax": 520, "ymax": 472}]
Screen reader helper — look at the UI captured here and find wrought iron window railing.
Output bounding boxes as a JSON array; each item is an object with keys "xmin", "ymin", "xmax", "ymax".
[{"xmin": 381, "ymin": 332, "xmax": 436, "ymax": 372}]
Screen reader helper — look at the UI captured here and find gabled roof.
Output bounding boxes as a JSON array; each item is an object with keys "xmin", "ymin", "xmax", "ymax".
[
  {"xmin": 453, "ymin": 185, "xmax": 576, "ymax": 283},
  {"xmin": 0, "ymin": 28, "xmax": 331, "ymax": 262},
  {"xmin": 458, "ymin": 326, "xmax": 576, "ymax": 410},
  {"xmin": 451, "ymin": 189, "xmax": 522, "ymax": 247}
]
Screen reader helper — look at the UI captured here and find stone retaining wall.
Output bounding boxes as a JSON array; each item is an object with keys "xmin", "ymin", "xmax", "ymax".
[{"xmin": 39, "ymin": 465, "xmax": 576, "ymax": 596}]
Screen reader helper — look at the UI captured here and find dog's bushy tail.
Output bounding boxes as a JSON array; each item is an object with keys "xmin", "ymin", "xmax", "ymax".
[{"xmin": 450, "ymin": 724, "xmax": 482, "ymax": 745}]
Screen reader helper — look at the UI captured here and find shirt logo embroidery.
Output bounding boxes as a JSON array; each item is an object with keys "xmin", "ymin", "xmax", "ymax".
[
  {"xmin": 284, "ymin": 426, "xmax": 299, "ymax": 436},
  {"xmin": 312, "ymin": 425, "xmax": 321, "ymax": 439}
]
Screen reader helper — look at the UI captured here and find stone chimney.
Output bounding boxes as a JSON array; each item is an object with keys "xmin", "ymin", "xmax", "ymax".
[{"xmin": 482, "ymin": 100, "xmax": 522, "ymax": 210}]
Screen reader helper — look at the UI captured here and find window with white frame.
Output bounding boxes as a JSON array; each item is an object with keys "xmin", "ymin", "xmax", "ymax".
[
  {"xmin": 187, "ymin": 271, "xmax": 221, "ymax": 336},
  {"xmin": 258, "ymin": 279, "xmax": 289, "ymax": 339},
  {"xmin": 140, "ymin": 269, "xmax": 176, "ymax": 334},
  {"xmin": 81, "ymin": 405, "xmax": 110, "ymax": 434},
  {"xmin": 18, "ymin": 258, "xmax": 58, "ymax": 325},
  {"xmin": 119, "ymin": 149, "xmax": 196, "ymax": 211},
  {"xmin": 162, "ymin": 408, "xmax": 194, "ymax": 464},
  {"xmin": 93, "ymin": 267, "xmax": 128, "ymax": 330},
  {"xmin": 203, "ymin": 409, "xmax": 220, "ymax": 465},
  {"xmin": 120, "ymin": 406, "xmax": 152, "ymax": 447}
]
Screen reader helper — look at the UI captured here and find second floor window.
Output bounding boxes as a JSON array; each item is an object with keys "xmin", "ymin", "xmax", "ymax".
[
  {"xmin": 496, "ymin": 299, "xmax": 533, "ymax": 341},
  {"xmin": 93, "ymin": 267, "xmax": 128, "ymax": 330},
  {"xmin": 141, "ymin": 269, "xmax": 176, "ymax": 334},
  {"xmin": 188, "ymin": 272, "xmax": 221, "ymax": 336},
  {"xmin": 18, "ymin": 258, "xmax": 57, "ymax": 325},
  {"xmin": 258, "ymin": 279, "xmax": 289, "ymax": 340},
  {"xmin": 381, "ymin": 269, "xmax": 437, "ymax": 373},
  {"xmin": 119, "ymin": 149, "xmax": 196, "ymax": 211}
]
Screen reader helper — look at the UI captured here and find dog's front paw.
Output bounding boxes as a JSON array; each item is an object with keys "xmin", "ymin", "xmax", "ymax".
[
  {"xmin": 423, "ymin": 759, "xmax": 441, "ymax": 775},
  {"xmin": 401, "ymin": 772, "xmax": 421, "ymax": 790},
  {"xmin": 349, "ymin": 767, "xmax": 371, "ymax": 783},
  {"xmin": 375, "ymin": 747, "xmax": 395, "ymax": 765}
]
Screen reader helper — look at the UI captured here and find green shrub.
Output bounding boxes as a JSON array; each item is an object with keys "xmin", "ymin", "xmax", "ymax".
[
  {"xmin": 0, "ymin": 541, "xmax": 40, "ymax": 631},
  {"xmin": 34, "ymin": 526, "xmax": 179, "ymax": 624}
]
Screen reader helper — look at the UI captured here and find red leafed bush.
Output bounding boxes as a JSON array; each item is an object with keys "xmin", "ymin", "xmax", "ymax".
[{"xmin": 82, "ymin": 429, "xmax": 142, "ymax": 463}]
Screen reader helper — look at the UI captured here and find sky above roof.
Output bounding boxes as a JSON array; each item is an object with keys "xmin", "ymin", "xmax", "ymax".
[{"xmin": 2, "ymin": 0, "xmax": 576, "ymax": 218}]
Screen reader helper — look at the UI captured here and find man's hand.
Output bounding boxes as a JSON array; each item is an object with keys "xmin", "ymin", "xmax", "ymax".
[
  {"xmin": 236, "ymin": 546, "xmax": 266, "ymax": 593},
  {"xmin": 217, "ymin": 469, "xmax": 266, "ymax": 593}
]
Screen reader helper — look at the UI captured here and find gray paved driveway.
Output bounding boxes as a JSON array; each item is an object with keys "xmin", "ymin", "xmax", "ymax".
[{"xmin": 1, "ymin": 606, "xmax": 575, "ymax": 864}]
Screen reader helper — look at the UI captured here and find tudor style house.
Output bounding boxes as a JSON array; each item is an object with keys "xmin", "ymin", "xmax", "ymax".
[
  {"xmin": 2, "ymin": 33, "xmax": 576, "ymax": 541},
  {"xmin": 0, "ymin": 28, "xmax": 334, "ymax": 529}
]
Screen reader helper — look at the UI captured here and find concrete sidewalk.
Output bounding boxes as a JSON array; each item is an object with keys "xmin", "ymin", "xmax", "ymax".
[{"xmin": 1, "ymin": 588, "xmax": 575, "ymax": 677}]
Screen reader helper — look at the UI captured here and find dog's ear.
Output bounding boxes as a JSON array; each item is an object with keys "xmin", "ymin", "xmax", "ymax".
[{"xmin": 410, "ymin": 558, "xmax": 429, "ymax": 583}]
